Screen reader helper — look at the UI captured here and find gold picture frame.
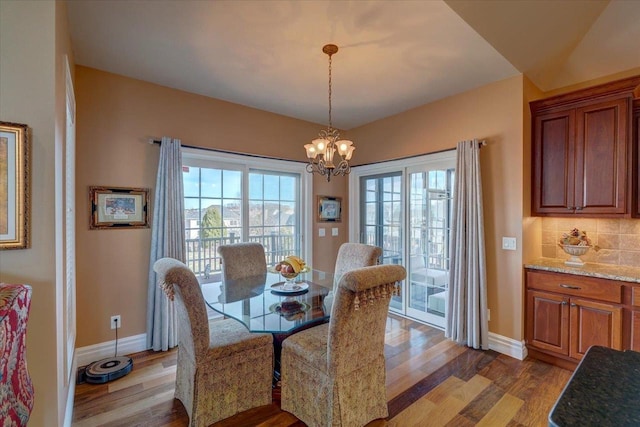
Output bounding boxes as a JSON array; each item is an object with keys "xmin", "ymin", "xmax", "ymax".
[
  {"xmin": 0, "ymin": 121, "xmax": 30, "ymax": 250},
  {"xmin": 90, "ymin": 186, "xmax": 150, "ymax": 229},
  {"xmin": 317, "ymin": 196, "xmax": 342, "ymax": 222}
]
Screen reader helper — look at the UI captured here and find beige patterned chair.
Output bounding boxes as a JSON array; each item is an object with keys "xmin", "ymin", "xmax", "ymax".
[
  {"xmin": 323, "ymin": 243, "xmax": 382, "ymax": 314},
  {"xmin": 281, "ymin": 264, "xmax": 406, "ymax": 427},
  {"xmin": 153, "ymin": 258, "xmax": 273, "ymax": 427},
  {"xmin": 217, "ymin": 242, "xmax": 268, "ymax": 304},
  {"xmin": 217, "ymin": 242, "xmax": 267, "ymax": 282}
]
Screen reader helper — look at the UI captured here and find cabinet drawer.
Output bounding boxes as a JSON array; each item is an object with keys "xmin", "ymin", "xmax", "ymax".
[{"xmin": 526, "ymin": 270, "xmax": 623, "ymax": 303}]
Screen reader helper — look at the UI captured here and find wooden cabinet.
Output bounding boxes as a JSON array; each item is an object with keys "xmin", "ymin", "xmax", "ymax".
[
  {"xmin": 634, "ymin": 100, "xmax": 640, "ymax": 217},
  {"xmin": 525, "ymin": 270, "xmax": 626, "ymax": 367},
  {"xmin": 569, "ymin": 298, "xmax": 622, "ymax": 359},
  {"xmin": 531, "ymin": 76, "xmax": 640, "ymax": 217},
  {"xmin": 527, "ymin": 290, "xmax": 568, "ymax": 355},
  {"xmin": 632, "ymin": 287, "xmax": 640, "ymax": 352}
]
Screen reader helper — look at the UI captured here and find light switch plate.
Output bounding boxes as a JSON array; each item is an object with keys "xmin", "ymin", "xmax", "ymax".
[
  {"xmin": 502, "ymin": 237, "xmax": 517, "ymax": 251},
  {"xmin": 332, "ymin": 228, "xmax": 338, "ymax": 236},
  {"xmin": 318, "ymin": 228, "xmax": 325, "ymax": 237}
]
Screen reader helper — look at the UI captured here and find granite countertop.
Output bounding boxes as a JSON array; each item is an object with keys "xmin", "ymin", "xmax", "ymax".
[
  {"xmin": 525, "ymin": 258, "xmax": 640, "ymax": 284},
  {"xmin": 549, "ymin": 346, "xmax": 640, "ymax": 426}
]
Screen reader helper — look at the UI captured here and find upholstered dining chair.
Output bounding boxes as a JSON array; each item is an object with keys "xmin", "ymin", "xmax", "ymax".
[
  {"xmin": 217, "ymin": 242, "xmax": 267, "ymax": 282},
  {"xmin": 323, "ymin": 242, "xmax": 382, "ymax": 314},
  {"xmin": 281, "ymin": 264, "xmax": 406, "ymax": 427},
  {"xmin": 153, "ymin": 258, "xmax": 273, "ymax": 427},
  {"xmin": 217, "ymin": 242, "xmax": 268, "ymax": 304}
]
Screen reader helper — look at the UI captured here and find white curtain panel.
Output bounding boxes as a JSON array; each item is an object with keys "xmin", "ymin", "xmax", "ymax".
[
  {"xmin": 146, "ymin": 137, "xmax": 186, "ymax": 351},
  {"xmin": 445, "ymin": 139, "xmax": 489, "ymax": 350}
]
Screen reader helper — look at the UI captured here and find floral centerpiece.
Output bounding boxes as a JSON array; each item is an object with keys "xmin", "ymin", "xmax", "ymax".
[{"xmin": 558, "ymin": 228, "xmax": 598, "ymax": 266}]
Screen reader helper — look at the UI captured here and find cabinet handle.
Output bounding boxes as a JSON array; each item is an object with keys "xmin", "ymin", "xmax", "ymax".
[
  {"xmin": 561, "ymin": 301, "xmax": 568, "ymax": 305},
  {"xmin": 559, "ymin": 284, "xmax": 581, "ymax": 290},
  {"xmin": 570, "ymin": 303, "xmax": 577, "ymax": 307},
  {"xmin": 575, "ymin": 206, "xmax": 584, "ymax": 210},
  {"xmin": 567, "ymin": 206, "xmax": 575, "ymax": 210}
]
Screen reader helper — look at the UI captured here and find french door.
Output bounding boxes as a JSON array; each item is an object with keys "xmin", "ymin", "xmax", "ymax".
[
  {"xmin": 360, "ymin": 173, "xmax": 403, "ymax": 310},
  {"xmin": 406, "ymin": 166, "xmax": 454, "ymax": 327},
  {"xmin": 352, "ymin": 152, "xmax": 455, "ymax": 327}
]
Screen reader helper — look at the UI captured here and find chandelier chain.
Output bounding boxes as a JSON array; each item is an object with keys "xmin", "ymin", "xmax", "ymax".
[{"xmin": 328, "ymin": 53, "xmax": 332, "ymax": 130}]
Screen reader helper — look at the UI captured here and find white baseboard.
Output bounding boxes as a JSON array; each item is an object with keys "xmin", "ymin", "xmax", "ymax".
[
  {"xmin": 488, "ymin": 332, "xmax": 528, "ymax": 360},
  {"xmin": 75, "ymin": 333, "xmax": 148, "ymax": 367}
]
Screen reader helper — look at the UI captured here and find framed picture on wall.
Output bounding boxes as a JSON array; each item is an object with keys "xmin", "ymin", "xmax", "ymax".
[
  {"xmin": 317, "ymin": 196, "xmax": 342, "ymax": 222},
  {"xmin": 89, "ymin": 186, "xmax": 150, "ymax": 229},
  {"xmin": 0, "ymin": 121, "xmax": 31, "ymax": 250}
]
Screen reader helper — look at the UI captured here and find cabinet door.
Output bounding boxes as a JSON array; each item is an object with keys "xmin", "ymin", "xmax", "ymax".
[
  {"xmin": 574, "ymin": 98, "xmax": 629, "ymax": 215},
  {"xmin": 632, "ymin": 287, "xmax": 640, "ymax": 351},
  {"xmin": 635, "ymin": 104, "xmax": 639, "ymax": 217},
  {"xmin": 569, "ymin": 298, "xmax": 622, "ymax": 360},
  {"xmin": 632, "ymin": 310, "xmax": 640, "ymax": 352},
  {"xmin": 532, "ymin": 109, "xmax": 576, "ymax": 215},
  {"xmin": 527, "ymin": 290, "xmax": 569, "ymax": 355}
]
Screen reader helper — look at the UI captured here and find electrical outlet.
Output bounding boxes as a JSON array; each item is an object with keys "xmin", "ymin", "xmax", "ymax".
[
  {"xmin": 110, "ymin": 315, "xmax": 121, "ymax": 329},
  {"xmin": 487, "ymin": 309, "xmax": 491, "ymax": 321}
]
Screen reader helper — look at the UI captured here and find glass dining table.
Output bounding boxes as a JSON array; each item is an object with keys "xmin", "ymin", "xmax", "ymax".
[
  {"xmin": 201, "ymin": 268, "xmax": 334, "ymax": 333},
  {"xmin": 200, "ymin": 268, "xmax": 335, "ymax": 381}
]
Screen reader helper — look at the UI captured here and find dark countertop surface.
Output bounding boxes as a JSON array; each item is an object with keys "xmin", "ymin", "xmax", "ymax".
[{"xmin": 549, "ymin": 346, "xmax": 640, "ymax": 426}]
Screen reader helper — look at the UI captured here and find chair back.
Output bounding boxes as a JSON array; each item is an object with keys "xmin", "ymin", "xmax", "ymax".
[
  {"xmin": 154, "ymin": 258, "xmax": 209, "ymax": 361},
  {"xmin": 333, "ymin": 243, "xmax": 382, "ymax": 287},
  {"xmin": 218, "ymin": 242, "xmax": 267, "ymax": 283},
  {"xmin": 327, "ymin": 264, "xmax": 406, "ymax": 376}
]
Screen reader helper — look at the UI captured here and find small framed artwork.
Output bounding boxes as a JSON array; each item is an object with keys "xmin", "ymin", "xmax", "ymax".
[
  {"xmin": 89, "ymin": 186, "xmax": 150, "ymax": 229},
  {"xmin": 317, "ymin": 196, "xmax": 342, "ymax": 222},
  {"xmin": 0, "ymin": 121, "xmax": 31, "ymax": 249}
]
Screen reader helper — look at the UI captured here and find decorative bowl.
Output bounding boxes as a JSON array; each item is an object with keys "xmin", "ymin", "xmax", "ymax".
[
  {"xmin": 559, "ymin": 244, "xmax": 590, "ymax": 267},
  {"xmin": 268, "ymin": 265, "xmax": 311, "ymax": 290}
]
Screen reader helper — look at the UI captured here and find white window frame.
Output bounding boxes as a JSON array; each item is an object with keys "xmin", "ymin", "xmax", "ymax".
[{"xmin": 182, "ymin": 147, "xmax": 313, "ymax": 264}]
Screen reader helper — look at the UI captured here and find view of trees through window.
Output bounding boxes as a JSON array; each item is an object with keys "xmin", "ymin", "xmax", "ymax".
[{"xmin": 183, "ymin": 163, "xmax": 301, "ymax": 280}]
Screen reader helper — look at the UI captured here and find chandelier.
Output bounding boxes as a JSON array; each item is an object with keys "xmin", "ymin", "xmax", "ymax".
[{"xmin": 304, "ymin": 44, "xmax": 355, "ymax": 182}]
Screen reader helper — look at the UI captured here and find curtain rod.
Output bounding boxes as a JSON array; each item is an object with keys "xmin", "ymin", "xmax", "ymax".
[
  {"xmin": 349, "ymin": 140, "xmax": 486, "ymax": 168},
  {"xmin": 148, "ymin": 138, "xmax": 486, "ymax": 163},
  {"xmin": 148, "ymin": 138, "xmax": 306, "ymax": 163}
]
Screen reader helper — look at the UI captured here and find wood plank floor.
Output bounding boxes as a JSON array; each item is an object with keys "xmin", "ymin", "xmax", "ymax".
[{"xmin": 73, "ymin": 314, "xmax": 572, "ymax": 426}]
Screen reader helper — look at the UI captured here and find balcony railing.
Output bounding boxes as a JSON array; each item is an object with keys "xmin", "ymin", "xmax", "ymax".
[{"xmin": 185, "ymin": 231, "xmax": 299, "ymax": 278}]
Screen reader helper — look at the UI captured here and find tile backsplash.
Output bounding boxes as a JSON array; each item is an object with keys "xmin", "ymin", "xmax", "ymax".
[{"xmin": 541, "ymin": 218, "xmax": 640, "ymax": 268}]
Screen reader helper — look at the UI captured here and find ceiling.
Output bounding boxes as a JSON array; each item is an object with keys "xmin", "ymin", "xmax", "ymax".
[{"xmin": 66, "ymin": 0, "xmax": 640, "ymax": 130}]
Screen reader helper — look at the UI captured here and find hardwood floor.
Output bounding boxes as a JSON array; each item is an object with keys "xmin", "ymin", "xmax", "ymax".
[{"xmin": 73, "ymin": 315, "xmax": 572, "ymax": 426}]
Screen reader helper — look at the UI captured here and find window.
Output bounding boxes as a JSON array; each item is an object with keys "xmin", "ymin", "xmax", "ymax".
[{"xmin": 182, "ymin": 149, "xmax": 311, "ymax": 280}]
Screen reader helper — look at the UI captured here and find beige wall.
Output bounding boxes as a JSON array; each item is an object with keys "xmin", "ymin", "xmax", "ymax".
[
  {"xmin": 312, "ymin": 176, "xmax": 349, "ymax": 272},
  {"xmin": 0, "ymin": 1, "xmax": 74, "ymax": 425},
  {"xmin": 349, "ymin": 75, "xmax": 527, "ymax": 341},
  {"xmin": 74, "ymin": 67, "xmax": 348, "ymax": 347}
]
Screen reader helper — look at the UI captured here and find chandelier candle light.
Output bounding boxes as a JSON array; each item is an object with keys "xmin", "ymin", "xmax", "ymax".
[{"xmin": 304, "ymin": 44, "xmax": 355, "ymax": 182}]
